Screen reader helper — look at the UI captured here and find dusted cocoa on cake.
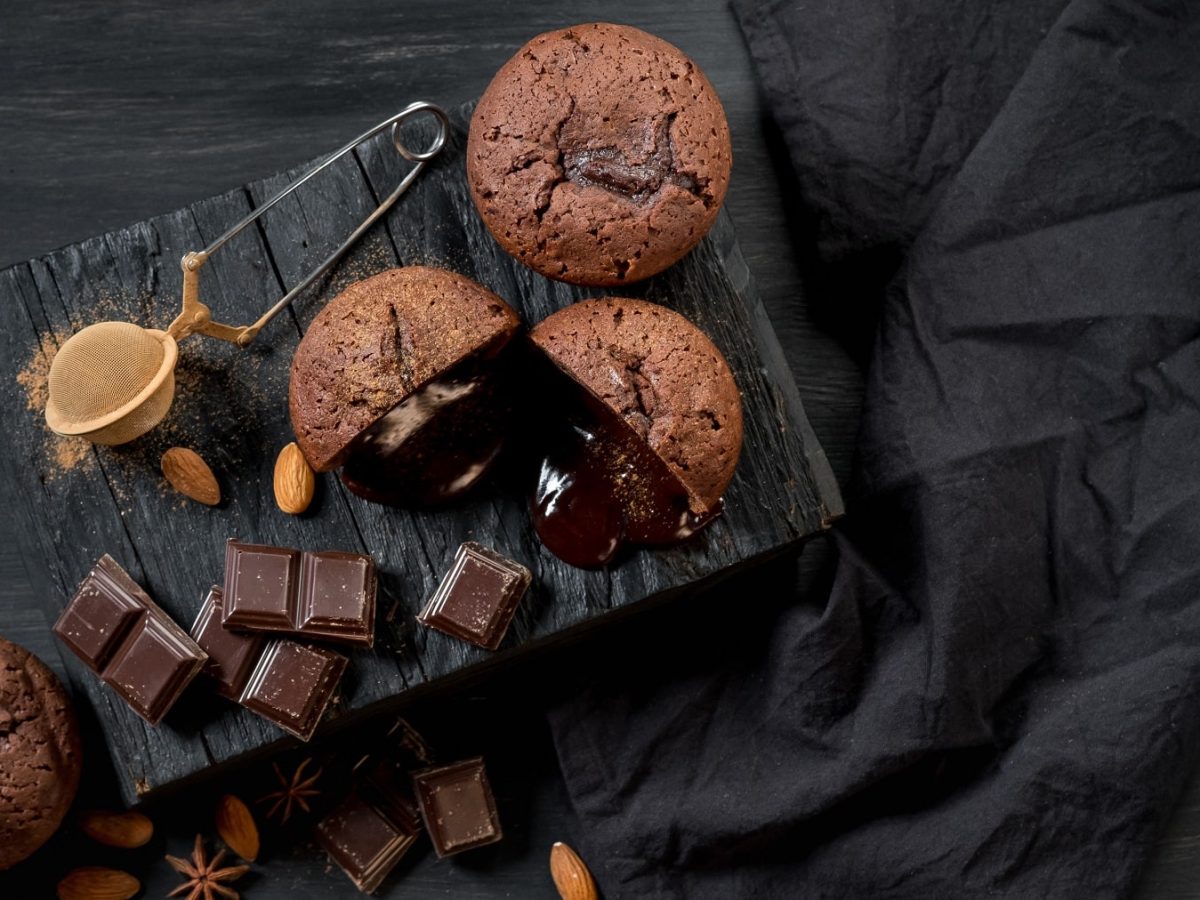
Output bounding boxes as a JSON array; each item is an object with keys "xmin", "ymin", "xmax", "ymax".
[
  {"xmin": 289, "ymin": 267, "xmax": 522, "ymax": 504},
  {"xmin": 529, "ymin": 298, "xmax": 743, "ymax": 566},
  {"xmin": 467, "ymin": 23, "xmax": 732, "ymax": 287}
]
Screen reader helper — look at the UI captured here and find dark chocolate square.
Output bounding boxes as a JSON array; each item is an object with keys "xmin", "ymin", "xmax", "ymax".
[
  {"xmin": 239, "ymin": 640, "xmax": 347, "ymax": 741},
  {"xmin": 412, "ymin": 757, "xmax": 503, "ymax": 857},
  {"xmin": 298, "ymin": 551, "xmax": 377, "ymax": 646},
  {"xmin": 417, "ymin": 543, "xmax": 531, "ymax": 651},
  {"xmin": 102, "ymin": 615, "xmax": 206, "ymax": 725},
  {"xmin": 190, "ymin": 587, "xmax": 266, "ymax": 699},
  {"xmin": 316, "ymin": 790, "xmax": 421, "ymax": 893},
  {"xmin": 53, "ymin": 557, "xmax": 144, "ymax": 670},
  {"xmin": 222, "ymin": 540, "xmax": 301, "ymax": 631}
]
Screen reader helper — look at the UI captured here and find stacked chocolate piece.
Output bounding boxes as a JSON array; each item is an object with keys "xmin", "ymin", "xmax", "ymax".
[
  {"xmin": 188, "ymin": 540, "xmax": 376, "ymax": 740},
  {"xmin": 316, "ymin": 718, "xmax": 504, "ymax": 893},
  {"xmin": 52, "ymin": 555, "xmax": 207, "ymax": 725}
]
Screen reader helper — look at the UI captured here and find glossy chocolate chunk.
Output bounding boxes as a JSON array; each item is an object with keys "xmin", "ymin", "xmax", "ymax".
[
  {"xmin": 190, "ymin": 587, "xmax": 343, "ymax": 739},
  {"xmin": 222, "ymin": 540, "xmax": 376, "ymax": 646},
  {"xmin": 299, "ymin": 551, "xmax": 377, "ymax": 640},
  {"xmin": 316, "ymin": 790, "xmax": 421, "ymax": 893},
  {"xmin": 417, "ymin": 543, "xmax": 531, "ymax": 651},
  {"xmin": 319, "ymin": 741, "xmax": 425, "ymax": 894},
  {"xmin": 340, "ymin": 348, "xmax": 515, "ymax": 507},
  {"xmin": 412, "ymin": 757, "xmax": 502, "ymax": 857},
  {"xmin": 189, "ymin": 587, "xmax": 266, "ymax": 699},
  {"xmin": 223, "ymin": 543, "xmax": 299, "ymax": 631},
  {"xmin": 239, "ymin": 640, "xmax": 348, "ymax": 742},
  {"xmin": 53, "ymin": 555, "xmax": 207, "ymax": 725},
  {"xmin": 531, "ymin": 360, "xmax": 718, "ymax": 568}
]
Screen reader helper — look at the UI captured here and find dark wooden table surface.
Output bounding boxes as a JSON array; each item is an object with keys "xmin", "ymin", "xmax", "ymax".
[{"xmin": 1, "ymin": 2, "xmax": 1195, "ymax": 896}]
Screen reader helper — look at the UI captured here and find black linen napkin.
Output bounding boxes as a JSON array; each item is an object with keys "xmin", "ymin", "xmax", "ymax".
[{"xmin": 548, "ymin": 1, "xmax": 1200, "ymax": 897}]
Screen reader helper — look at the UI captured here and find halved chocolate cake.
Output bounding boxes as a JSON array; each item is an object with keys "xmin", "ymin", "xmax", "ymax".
[
  {"xmin": 529, "ymin": 298, "xmax": 743, "ymax": 566},
  {"xmin": 289, "ymin": 266, "xmax": 522, "ymax": 505}
]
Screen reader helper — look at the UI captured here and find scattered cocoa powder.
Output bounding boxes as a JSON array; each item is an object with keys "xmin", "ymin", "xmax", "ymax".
[{"xmin": 15, "ymin": 335, "xmax": 96, "ymax": 480}]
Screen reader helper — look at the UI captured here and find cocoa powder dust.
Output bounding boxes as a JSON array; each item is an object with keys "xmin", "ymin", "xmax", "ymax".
[{"xmin": 16, "ymin": 336, "xmax": 95, "ymax": 479}]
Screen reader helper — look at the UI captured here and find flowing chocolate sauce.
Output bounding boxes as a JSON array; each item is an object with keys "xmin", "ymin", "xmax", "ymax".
[
  {"xmin": 530, "ymin": 356, "xmax": 719, "ymax": 568},
  {"xmin": 337, "ymin": 334, "xmax": 721, "ymax": 566},
  {"xmin": 340, "ymin": 343, "xmax": 516, "ymax": 507}
]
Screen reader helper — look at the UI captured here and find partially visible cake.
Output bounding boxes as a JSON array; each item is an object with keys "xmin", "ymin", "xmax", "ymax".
[
  {"xmin": 0, "ymin": 638, "xmax": 82, "ymax": 870},
  {"xmin": 467, "ymin": 23, "xmax": 732, "ymax": 286}
]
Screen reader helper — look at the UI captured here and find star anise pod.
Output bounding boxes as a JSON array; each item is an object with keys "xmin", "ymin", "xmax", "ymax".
[
  {"xmin": 166, "ymin": 834, "xmax": 250, "ymax": 900},
  {"xmin": 257, "ymin": 758, "xmax": 322, "ymax": 823}
]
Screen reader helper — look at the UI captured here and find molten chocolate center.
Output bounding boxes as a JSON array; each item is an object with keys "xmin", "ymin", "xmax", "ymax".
[
  {"xmin": 530, "ymin": 359, "xmax": 718, "ymax": 568},
  {"xmin": 340, "ymin": 343, "xmax": 516, "ymax": 507}
]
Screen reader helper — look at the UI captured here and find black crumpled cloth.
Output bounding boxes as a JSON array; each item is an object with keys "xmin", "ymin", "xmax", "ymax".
[{"xmin": 548, "ymin": 1, "xmax": 1200, "ymax": 896}]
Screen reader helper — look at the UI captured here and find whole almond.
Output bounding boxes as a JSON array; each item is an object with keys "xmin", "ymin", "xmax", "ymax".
[
  {"xmin": 78, "ymin": 808, "xmax": 153, "ymax": 848},
  {"xmin": 215, "ymin": 793, "xmax": 260, "ymax": 861},
  {"xmin": 274, "ymin": 442, "xmax": 315, "ymax": 515},
  {"xmin": 56, "ymin": 866, "xmax": 140, "ymax": 900},
  {"xmin": 161, "ymin": 447, "xmax": 220, "ymax": 506},
  {"xmin": 550, "ymin": 842, "xmax": 599, "ymax": 900}
]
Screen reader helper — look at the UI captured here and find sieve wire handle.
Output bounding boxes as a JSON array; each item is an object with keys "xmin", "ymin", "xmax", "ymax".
[{"xmin": 168, "ymin": 101, "xmax": 451, "ymax": 348}]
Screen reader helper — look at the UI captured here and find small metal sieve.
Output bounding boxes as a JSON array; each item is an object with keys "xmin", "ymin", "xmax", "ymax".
[{"xmin": 45, "ymin": 101, "xmax": 450, "ymax": 446}]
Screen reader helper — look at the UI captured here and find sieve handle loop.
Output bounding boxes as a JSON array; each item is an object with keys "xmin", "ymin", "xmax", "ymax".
[{"xmin": 168, "ymin": 101, "xmax": 451, "ymax": 348}]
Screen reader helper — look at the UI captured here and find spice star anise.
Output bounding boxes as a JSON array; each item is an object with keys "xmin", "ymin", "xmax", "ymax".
[
  {"xmin": 166, "ymin": 834, "xmax": 250, "ymax": 900},
  {"xmin": 258, "ymin": 758, "xmax": 322, "ymax": 823}
]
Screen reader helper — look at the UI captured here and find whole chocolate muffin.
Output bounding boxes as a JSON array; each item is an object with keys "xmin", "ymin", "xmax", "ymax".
[
  {"xmin": 529, "ymin": 298, "xmax": 743, "ymax": 566},
  {"xmin": 0, "ymin": 637, "xmax": 82, "ymax": 870},
  {"xmin": 468, "ymin": 23, "xmax": 732, "ymax": 286},
  {"xmin": 290, "ymin": 267, "xmax": 522, "ymax": 505}
]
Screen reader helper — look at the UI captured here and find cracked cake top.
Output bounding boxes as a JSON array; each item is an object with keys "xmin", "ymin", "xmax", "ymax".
[
  {"xmin": 530, "ymin": 297, "xmax": 743, "ymax": 512},
  {"xmin": 467, "ymin": 23, "xmax": 732, "ymax": 287},
  {"xmin": 289, "ymin": 267, "xmax": 522, "ymax": 472}
]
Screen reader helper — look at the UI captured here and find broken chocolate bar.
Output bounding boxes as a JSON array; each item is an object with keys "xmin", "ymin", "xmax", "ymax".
[
  {"xmin": 412, "ymin": 757, "xmax": 503, "ymax": 857},
  {"xmin": 53, "ymin": 555, "xmax": 207, "ymax": 725},
  {"xmin": 240, "ymin": 641, "xmax": 348, "ymax": 742},
  {"xmin": 190, "ymin": 586, "xmax": 267, "ymax": 700},
  {"xmin": 191, "ymin": 586, "xmax": 348, "ymax": 740},
  {"xmin": 416, "ymin": 542, "xmax": 531, "ymax": 651},
  {"xmin": 222, "ymin": 540, "xmax": 377, "ymax": 646}
]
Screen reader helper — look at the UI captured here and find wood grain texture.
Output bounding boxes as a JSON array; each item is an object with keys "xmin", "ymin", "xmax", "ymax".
[{"xmin": 0, "ymin": 102, "xmax": 840, "ymax": 806}]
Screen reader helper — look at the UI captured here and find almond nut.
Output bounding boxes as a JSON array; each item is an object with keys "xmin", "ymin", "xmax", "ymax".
[
  {"xmin": 550, "ymin": 842, "xmax": 599, "ymax": 900},
  {"xmin": 56, "ymin": 866, "xmax": 140, "ymax": 900},
  {"xmin": 215, "ymin": 793, "xmax": 260, "ymax": 862},
  {"xmin": 78, "ymin": 808, "xmax": 153, "ymax": 848},
  {"xmin": 274, "ymin": 442, "xmax": 315, "ymax": 515},
  {"xmin": 161, "ymin": 447, "xmax": 220, "ymax": 506}
]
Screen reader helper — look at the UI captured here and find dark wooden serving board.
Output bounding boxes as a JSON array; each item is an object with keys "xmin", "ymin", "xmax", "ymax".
[{"xmin": 0, "ymin": 103, "xmax": 842, "ymax": 806}]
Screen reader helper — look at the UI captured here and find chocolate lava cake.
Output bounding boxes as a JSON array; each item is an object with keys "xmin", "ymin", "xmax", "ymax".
[
  {"xmin": 467, "ymin": 23, "xmax": 732, "ymax": 286},
  {"xmin": 289, "ymin": 266, "xmax": 522, "ymax": 505},
  {"xmin": 529, "ymin": 297, "xmax": 743, "ymax": 566}
]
